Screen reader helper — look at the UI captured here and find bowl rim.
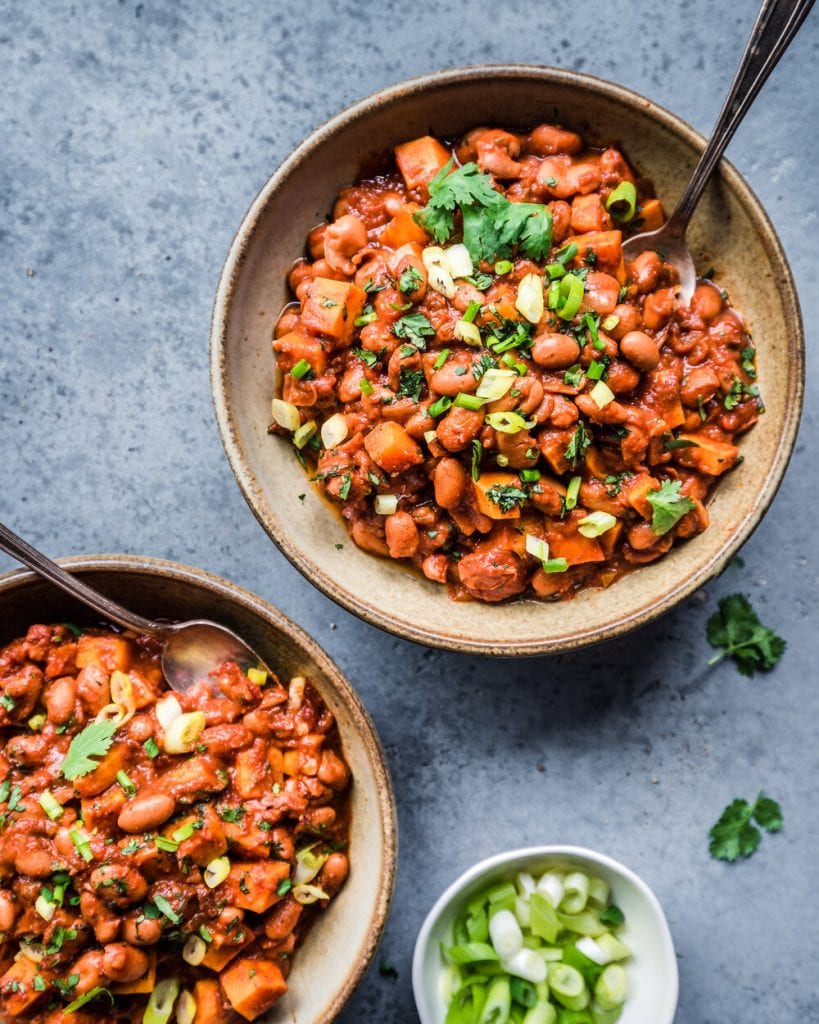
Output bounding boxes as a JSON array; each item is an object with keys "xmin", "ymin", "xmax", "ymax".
[
  {"xmin": 0, "ymin": 552, "xmax": 398, "ymax": 1023},
  {"xmin": 210, "ymin": 62, "xmax": 805, "ymax": 657},
  {"xmin": 411, "ymin": 843, "xmax": 679, "ymax": 1024}
]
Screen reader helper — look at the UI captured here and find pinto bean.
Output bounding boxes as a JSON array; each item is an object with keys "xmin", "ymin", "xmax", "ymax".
[
  {"xmin": 6, "ymin": 731, "xmax": 51, "ymax": 766},
  {"xmin": 581, "ymin": 271, "xmax": 620, "ymax": 315},
  {"xmin": 605, "ymin": 359, "xmax": 642, "ymax": 393},
  {"xmin": 422, "ymin": 553, "xmax": 450, "ymax": 583},
  {"xmin": 620, "ymin": 330, "xmax": 660, "ymax": 370},
  {"xmin": 70, "ymin": 950, "xmax": 104, "ymax": 994},
  {"xmin": 628, "ymin": 522, "xmax": 664, "ymax": 551},
  {"xmin": 436, "ymin": 407, "xmax": 484, "ymax": 452},
  {"xmin": 458, "ymin": 549, "xmax": 527, "ymax": 602},
  {"xmin": 690, "ymin": 282, "xmax": 724, "ymax": 320},
  {"xmin": 323, "ymin": 214, "xmax": 368, "ymax": 275},
  {"xmin": 628, "ymin": 250, "xmax": 662, "ymax": 294},
  {"xmin": 433, "ymin": 457, "xmax": 467, "ymax": 509},
  {"xmin": 430, "ymin": 353, "xmax": 479, "ymax": 397},
  {"xmin": 14, "ymin": 838, "xmax": 54, "ymax": 877},
  {"xmin": 350, "ymin": 517, "xmax": 390, "ymax": 557},
  {"xmin": 461, "ymin": 127, "xmax": 522, "ymax": 178},
  {"xmin": 608, "ymin": 302, "xmax": 642, "ymax": 338},
  {"xmin": 101, "ymin": 943, "xmax": 149, "ymax": 983},
  {"xmin": 200, "ymin": 723, "xmax": 254, "ymax": 755},
  {"xmin": 0, "ymin": 890, "xmax": 17, "ymax": 933},
  {"xmin": 526, "ymin": 123, "xmax": 583, "ymax": 156},
  {"xmin": 532, "ymin": 332, "xmax": 581, "ymax": 370},
  {"xmin": 642, "ymin": 287, "xmax": 676, "ymax": 330},
  {"xmin": 122, "ymin": 913, "xmax": 163, "ymax": 946},
  {"xmin": 317, "ymin": 852, "xmax": 350, "ymax": 896},
  {"xmin": 384, "ymin": 511, "xmax": 419, "ymax": 559},
  {"xmin": 45, "ymin": 675, "xmax": 77, "ymax": 724},
  {"xmin": 317, "ymin": 749, "xmax": 350, "ymax": 790},
  {"xmin": 117, "ymin": 791, "xmax": 176, "ymax": 834},
  {"xmin": 90, "ymin": 863, "xmax": 148, "ymax": 907},
  {"xmin": 549, "ymin": 394, "xmax": 579, "ymax": 428},
  {"xmin": 79, "ymin": 892, "xmax": 121, "ymax": 943}
]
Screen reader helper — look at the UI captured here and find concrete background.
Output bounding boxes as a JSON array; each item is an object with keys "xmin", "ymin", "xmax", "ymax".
[{"xmin": 1, "ymin": 1, "xmax": 817, "ymax": 1020}]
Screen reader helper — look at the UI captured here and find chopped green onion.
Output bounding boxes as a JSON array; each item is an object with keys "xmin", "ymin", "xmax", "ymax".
[
  {"xmin": 599, "ymin": 905, "xmax": 625, "ymax": 929},
  {"xmin": 463, "ymin": 301, "xmax": 482, "ymax": 324},
  {"xmin": 354, "ymin": 310, "xmax": 377, "ymax": 327},
  {"xmin": 290, "ymin": 358, "xmax": 312, "ymax": 380},
  {"xmin": 27, "ymin": 713, "xmax": 46, "ymax": 732},
  {"xmin": 152, "ymin": 893, "xmax": 181, "ymax": 924},
  {"xmin": 143, "ymin": 737, "xmax": 160, "ymax": 759},
  {"xmin": 587, "ymin": 360, "xmax": 606, "ymax": 381},
  {"xmin": 246, "ymin": 667, "xmax": 267, "ymax": 688},
  {"xmin": 433, "ymin": 348, "xmax": 450, "ymax": 369},
  {"xmin": 39, "ymin": 792, "xmax": 64, "ymax": 821},
  {"xmin": 428, "ymin": 396, "xmax": 453, "ymax": 418},
  {"xmin": 545, "ymin": 261, "xmax": 567, "ymax": 280},
  {"xmin": 519, "ymin": 469, "xmax": 540, "ymax": 483},
  {"xmin": 454, "ymin": 393, "xmax": 485, "ymax": 411},
  {"xmin": 555, "ymin": 242, "xmax": 578, "ymax": 264},
  {"xmin": 496, "ymin": 454, "xmax": 510, "ymax": 467},
  {"xmin": 601, "ymin": 314, "xmax": 620, "ymax": 332},
  {"xmin": 293, "ymin": 419, "xmax": 317, "ymax": 450},
  {"xmin": 605, "ymin": 181, "xmax": 637, "ymax": 222},
  {"xmin": 578, "ymin": 511, "xmax": 617, "ymax": 538},
  {"xmin": 554, "ymin": 274, "xmax": 585, "ymax": 320},
  {"xmin": 172, "ymin": 821, "xmax": 197, "ymax": 843},
  {"xmin": 63, "ymin": 986, "xmax": 113, "ymax": 1014},
  {"xmin": 543, "ymin": 558, "xmax": 569, "ymax": 574},
  {"xmin": 494, "ymin": 260, "xmax": 514, "ymax": 275},
  {"xmin": 69, "ymin": 828, "xmax": 93, "ymax": 863},
  {"xmin": 143, "ymin": 978, "xmax": 179, "ymax": 1024},
  {"xmin": 594, "ymin": 964, "xmax": 627, "ymax": 1011},
  {"xmin": 485, "ymin": 411, "xmax": 533, "ymax": 434},
  {"xmin": 116, "ymin": 770, "xmax": 137, "ymax": 797},
  {"xmin": 548, "ymin": 964, "xmax": 586, "ymax": 1010},
  {"xmin": 359, "ymin": 378, "xmax": 374, "ymax": 396},
  {"xmin": 154, "ymin": 836, "xmax": 179, "ymax": 853},
  {"xmin": 565, "ymin": 476, "xmax": 581, "ymax": 511},
  {"xmin": 446, "ymin": 942, "xmax": 499, "ymax": 965}
]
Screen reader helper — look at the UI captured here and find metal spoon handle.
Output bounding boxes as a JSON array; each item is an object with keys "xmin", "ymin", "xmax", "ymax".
[
  {"xmin": 0, "ymin": 521, "xmax": 167, "ymax": 636},
  {"xmin": 667, "ymin": 0, "xmax": 815, "ymax": 238}
]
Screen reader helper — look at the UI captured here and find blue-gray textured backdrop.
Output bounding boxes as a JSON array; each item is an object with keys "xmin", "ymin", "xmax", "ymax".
[{"xmin": 1, "ymin": 1, "xmax": 817, "ymax": 1020}]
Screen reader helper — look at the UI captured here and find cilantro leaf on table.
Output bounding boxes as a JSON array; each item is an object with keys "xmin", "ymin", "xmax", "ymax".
[
  {"xmin": 59, "ymin": 720, "xmax": 118, "ymax": 780},
  {"xmin": 709, "ymin": 792, "xmax": 783, "ymax": 862},
  {"xmin": 707, "ymin": 593, "xmax": 786, "ymax": 675},
  {"xmin": 646, "ymin": 479, "xmax": 696, "ymax": 536}
]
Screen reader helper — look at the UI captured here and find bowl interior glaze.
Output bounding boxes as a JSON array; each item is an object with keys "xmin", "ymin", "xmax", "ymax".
[
  {"xmin": 0, "ymin": 556, "xmax": 396, "ymax": 1024},
  {"xmin": 212, "ymin": 64, "xmax": 803, "ymax": 655}
]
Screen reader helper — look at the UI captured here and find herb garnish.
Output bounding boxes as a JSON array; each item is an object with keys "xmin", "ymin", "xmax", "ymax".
[
  {"xmin": 646, "ymin": 480, "xmax": 695, "ymax": 535},
  {"xmin": 564, "ymin": 422, "xmax": 591, "ymax": 469},
  {"xmin": 392, "ymin": 312, "xmax": 435, "ymax": 350},
  {"xmin": 397, "ymin": 367, "xmax": 425, "ymax": 403},
  {"xmin": 486, "ymin": 484, "xmax": 529, "ymax": 513},
  {"xmin": 706, "ymin": 593, "xmax": 785, "ymax": 675},
  {"xmin": 709, "ymin": 792, "xmax": 783, "ymax": 862},
  {"xmin": 59, "ymin": 720, "xmax": 118, "ymax": 781}
]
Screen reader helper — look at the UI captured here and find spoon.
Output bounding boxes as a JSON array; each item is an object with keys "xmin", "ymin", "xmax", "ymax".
[
  {"xmin": 622, "ymin": 0, "xmax": 815, "ymax": 305},
  {"xmin": 0, "ymin": 522, "xmax": 268, "ymax": 693}
]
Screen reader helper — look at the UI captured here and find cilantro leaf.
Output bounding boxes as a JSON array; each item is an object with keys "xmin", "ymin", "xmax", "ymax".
[
  {"xmin": 494, "ymin": 201, "xmax": 553, "ymax": 261},
  {"xmin": 415, "ymin": 160, "xmax": 503, "ymax": 243},
  {"xmin": 398, "ymin": 265, "xmax": 423, "ymax": 295},
  {"xmin": 706, "ymin": 593, "xmax": 786, "ymax": 675},
  {"xmin": 392, "ymin": 313, "xmax": 435, "ymax": 350},
  {"xmin": 486, "ymin": 484, "xmax": 528, "ymax": 513},
  {"xmin": 709, "ymin": 792, "xmax": 783, "ymax": 862},
  {"xmin": 397, "ymin": 367, "xmax": 425, "ymax": 403},
  {"xmin": 646, "ymin": 479, "xmax": 696, "ymax": 535},
  {"xmin": 63, "ymin": 987, "xmax": 114, "ymax": 1013},
  {"xmin": 59, "ymin": 720, "xmax": 118, "ymax": 781},
  {"xmin": 564, "ymin": 422, "xmax": 591, "ymax": 469}
]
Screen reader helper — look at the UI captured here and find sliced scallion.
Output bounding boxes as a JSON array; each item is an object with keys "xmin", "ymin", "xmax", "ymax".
[
  {"xmin": 39, "ymin": 792, "xmax": 64, "ymax": 821},
  {"xmin": 605, "ymin": 181, "xmax": 637, "ymax": 222},
  {"xmin": 116, "ymin": 770, "xmax": 137, "ymax": 797}
]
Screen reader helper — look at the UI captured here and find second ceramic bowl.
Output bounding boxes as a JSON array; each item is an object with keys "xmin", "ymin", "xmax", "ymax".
[
  {"xmin": 0, "ymin": 555, "xmax": 397, "ymax": 1024},
  {"xmin": 211, "ymin": 64, "xmax": 803, "ymax": 656}
]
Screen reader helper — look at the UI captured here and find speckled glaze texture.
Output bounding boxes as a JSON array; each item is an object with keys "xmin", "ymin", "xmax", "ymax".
[
  {"xmin": 0, "ymin": 558, "xmax": 397, "ymax": 1024},
  {"xmin": 212, "ymin": 66, "xmax": 803, "ymax": 655},
  {"xmin": 2, "ymin": 3, "xmax": 818, "ymax": 1021}
]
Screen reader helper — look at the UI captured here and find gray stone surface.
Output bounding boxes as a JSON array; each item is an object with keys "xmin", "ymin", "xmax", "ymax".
[{"xmin": 1, "ymin": 1, "xmax": 817, "ymax": 1020}]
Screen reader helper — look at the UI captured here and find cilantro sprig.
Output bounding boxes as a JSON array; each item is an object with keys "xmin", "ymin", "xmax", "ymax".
[
  {"xmin": 646, "ymin": 479, "xmax": 695, "ymax": 536},
  {"xmin": 709, "ymin": 792, "xmax": 783, "ymax": 862},
  {"xmin": 415, "ymin": 160, "xmax": 552, "ymax": 264},
  {"xmin": 707, "ymin": 593, "xmax": 785, "ymax": 675},
  {"xmin": 59, "ymin": 720, "xmax": 118, "ymax": 781}
]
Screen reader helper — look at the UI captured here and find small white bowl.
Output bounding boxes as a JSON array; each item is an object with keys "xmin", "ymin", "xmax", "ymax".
[{"xmin": 413, "ymin": 846, "xmax": 678, "ymax": 1024}]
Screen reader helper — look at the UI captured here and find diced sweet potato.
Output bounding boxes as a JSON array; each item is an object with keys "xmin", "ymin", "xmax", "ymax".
[
  {"xmin": 566, "ymin": 230, "xmax": 624, "ymax": 281},
  {"xmin": 112, "ymin": 950, "xmax": 155, "ymax": 994},
  {"xmin": 193, "ymin": 978, "xmax": 231, "ymax": 1024},
  {"xmin": 201, "ymin": 927, "xmax": 254, "ymax": 972},
  {"xmin": 624, "ymin": 473, "xmax": 659, "ymax": 519},
  {"xmin": 598, "ymin": 520, "xmax": 624, "ymax": 558},
  {"xmin": 272, "ymin": 329, "xmax": 327, "ymax": 376},
  {"xmin": 0, "ymin": 956, "xmax": 51, "ymax": 1016},
  {"xmin": 226, "ymin": 861, "xmax": 291, "ymax": 914},
  {"xmin": 537, "ymin": 428, "xmax": 574, "ymax": 476},
  {"xmin": 638, "ymin": 197, "xmax": 664, "ymax": 231},
  {"xmin": 172, "ymin": 805, "xmax": 227, "ymax": 867},
  {"xmin": 673, "ymin": 435, "xmax": 740, "ymax": 476},
  {"xmin": 76, "ymin": 634, "xmax": 132, "ymax": 673},
  {"xmin": 81, "ymin": 785, "xmax": 126, "ymax": 830},
  {"xmin": 570, "ymin": 193, "xmax": 610, "ymax": 234},
  {"xmin": 363, "ymin": 421, "xmax": 424, "ymax": 475},
  {"xmin": 73, "ymin": 742, "xmax": 130, "ymax": 798},
  {"xmin": 394, "ymin": 136, "xmax": 451, "ymax": 193},
  {"xmin": 472, "ymin": 473, "xmax": 524, "ymax": 520},
  {"xmin": 380, "ymin": 203, "xmax": 429, "ymax": 248},
  {"xmin": 159, "ymin": 756, "xmax": 227, "ymax": 801},
  {"xmin": 301, "ymin": 278, "xmax": 366, "ymax": 346},
  {"xmin": 234, "ymin": 745, "xmax": 269, "ymax": 800},
  {"xmin": 545, "ymin": 523, "xmax": 605, "ymax": 565}
]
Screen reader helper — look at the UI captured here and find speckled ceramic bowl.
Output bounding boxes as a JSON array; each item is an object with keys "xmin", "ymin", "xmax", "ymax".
[
  {"xmin": 0, "ymin": 555, "xmax": 397, "ymax": 1024},
  {"xmin": 211, "ymin": 64, "xmax": 804, "ymax": 656}
]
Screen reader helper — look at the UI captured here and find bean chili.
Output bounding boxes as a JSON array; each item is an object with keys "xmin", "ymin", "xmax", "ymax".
[
  {"xmin": 0, "ymin": 623, "xmax": 350, "ymax": 1023},
  {"xmin": 270, "ymin": 124, "xmax": 762, "ymax": 602}
]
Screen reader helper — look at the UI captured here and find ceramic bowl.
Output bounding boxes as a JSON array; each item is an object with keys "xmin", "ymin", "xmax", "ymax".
[
  {"xmin": 412, "ymin": 845, "xmax": 678, "ymax": 1024},
  {"xmin": 211, "ymin": 64, "xmax": 804, "ymax": 656},
  {"xmin": 0, "ymin": 555, "xmax": 397, "ymax": 1024}
]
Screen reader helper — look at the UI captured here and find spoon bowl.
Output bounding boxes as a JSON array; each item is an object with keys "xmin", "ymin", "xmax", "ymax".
[{"xmin": 0, "ymin": 522, "xmax": 268, "ymax": 692}]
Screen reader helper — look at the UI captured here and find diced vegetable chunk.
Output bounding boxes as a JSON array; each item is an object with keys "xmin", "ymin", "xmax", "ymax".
[
  {"xmin": 364, "ymin": 421, "xmax": 424, "ymax": 474},
  {"xmin": 220, "ymin": 958, "xmax": 288, "ymax": 1021},
  {"xmin": 394, "ymin": 135, "xmax": 451, "ymax": 192},
  {"xmin": 301, "ymin": 278, "xmax": 367, "ymax": 346}
]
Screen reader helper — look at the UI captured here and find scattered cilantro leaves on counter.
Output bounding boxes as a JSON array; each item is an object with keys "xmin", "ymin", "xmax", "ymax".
[
  {"xmin": 706, "ymin": 593, "xmax": 785, "ymax": 675},
  {"xmin": 59, "ymin": 720, "xmax": 118, "ymax": 781},
  {"xmin": 709, "ymin": 792, "xmax": 783, "ymax": 862},
  {"xmin": 379, "ymin": 960, "xmax": 399, "ymax": 979},
  {"xmin": 646, "ymin": 479, "xmax": 695, "ymax": 536}
]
